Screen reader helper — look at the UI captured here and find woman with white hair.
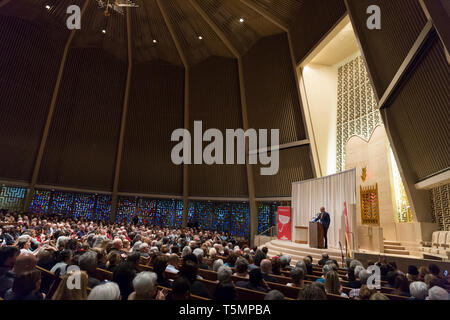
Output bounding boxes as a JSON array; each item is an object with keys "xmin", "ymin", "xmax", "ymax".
[
  {"xmin": 88, "ymin": 282, "xmax": 121, "ymax": 300},
  {"xmin": 128, "ymin": 271, "xmax": 167, "ymax": 300},
  {"xmin": 182, "ymin": 246, "xmax": 192, "ymax": 258},
  {"xmin": 217, "ymin": 266, "xmax": 232, "ymax": 283},
  {"xmin": 213, "ymin": 259, "xmax": 224, "ymax": 272},
  {"xmin": 427, "ymin": 285, "xmax": 450, "ymax": 300},
  {"xmin": 409, "ymin": 281, "xmax": 428, "ymax": 300}
]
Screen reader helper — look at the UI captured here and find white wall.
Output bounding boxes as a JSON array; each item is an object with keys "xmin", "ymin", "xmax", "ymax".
[{"xmin": 299, "ymin": 64, "xmax": 338, "ymax": 176}]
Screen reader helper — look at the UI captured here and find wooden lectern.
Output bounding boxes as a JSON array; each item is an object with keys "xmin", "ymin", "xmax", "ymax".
[{"xmin": 309, "ymin": 222, "xmax": 324, "ymax": 249}]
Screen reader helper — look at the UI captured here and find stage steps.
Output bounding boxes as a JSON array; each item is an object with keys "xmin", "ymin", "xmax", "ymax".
[
  {"xmin": 383, "ymin": 240, "xmax": 410, "ymax": 256},
  {"xmin": 261, "ymin": 240, "xmax": 343, "ymax": 266}
]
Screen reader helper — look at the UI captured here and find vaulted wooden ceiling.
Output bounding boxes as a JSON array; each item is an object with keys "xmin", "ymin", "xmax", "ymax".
[{"xmin": 0, "ymin": 0, "xmax": 340, "ymax": 65}]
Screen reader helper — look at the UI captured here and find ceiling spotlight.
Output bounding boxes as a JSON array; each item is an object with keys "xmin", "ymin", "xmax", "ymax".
[
  {"xmin": 198, "ymin": 36, "xmax": 203, "ymax": 40},
  {"xmin": 102, "ymin": 29, "xmax": 106, "ymax": 34},
  {"xmin": 45, "ymin": 5, "xmax": 51, "ymax": 10},
  {"xmin": 239, "ymin": 18, "xmax": 244, "ymax": 23},
  {"xmin": 153, "ymin": 39, "xmax": 157, "ymax": 43}
]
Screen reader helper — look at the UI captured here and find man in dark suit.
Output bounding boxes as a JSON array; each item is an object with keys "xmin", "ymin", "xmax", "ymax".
[{"xmin": 313, "ymin": 207, "xmax": 331, "ymax": 249}]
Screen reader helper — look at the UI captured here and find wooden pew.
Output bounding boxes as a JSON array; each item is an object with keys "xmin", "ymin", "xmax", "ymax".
[
  {"xmin": 157, "ymin": 286, "xmax": 211, "ymax": 301},
  {"xmin": 36, "ymin": 266, "xmax": 62, "ymax": 300},
  {"xmin": 235, "ymin": 286, "xmax": 267, "ymax": 300},
  {"xmin": 265, "ymin": 281, "xmax": 301, "ymax": 299},
  {"xmin": 95, "ymin": 268, "xmax": 113, "ymax": 282}
]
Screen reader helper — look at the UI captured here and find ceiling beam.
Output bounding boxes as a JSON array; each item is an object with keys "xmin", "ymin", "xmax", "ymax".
[
  {"xmin": 189, "ymin": 0, "xmax": 240, "ymax": 58},
  {"xmin": 24, "ymin": 0, "xmax": 90, "ymax": 211},
  {"xmin": 240, "ymin": 0, "xmax": 319, "ymax": 177},
  {"xmin": 377, "ymin": 21, "xmax": 434, "ymax": 110},
  {"xmin": 189, "ymin": 0, "xmax": 259, "ymax": 246},
  {"xmin": 156, "ymin": 0, "xmax": 189, "ymax": 68},
  {"xmin": 239, "ymin": 0, "xmax": 289, "ymax": 32},
  {"xmin": 156, "ymin": 0, "xmax": 191, "ymax": 227},
  {"xmin": 111, "ymin": 6, "xmax": 134, "ymax": 223}
]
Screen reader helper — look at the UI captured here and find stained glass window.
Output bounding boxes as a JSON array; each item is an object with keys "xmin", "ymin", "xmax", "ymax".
[
  {"xmin": 116, "ymin": 197, "xmax": 137, "ymax": 224},
  {"xmin": 30, "ymin": 190, "xmax": 51, "ymax": 214},
  {"xmin": 257, "ymin": 203, "xmax": 279, "ymax": 234},
  {"xmin": 73, "ymin": 193, "xmax": 96, "ymax": 220},
  {"xmin": 230, "ymin": 202, "xmax": 249, "ymax": 238},
  {"xmin": 94, "ymin": 195, "xmax": 111, "ymax": 222},
  {"xmin": 52, "ymin": 191, "xmax": 74, "ymax": 217}
]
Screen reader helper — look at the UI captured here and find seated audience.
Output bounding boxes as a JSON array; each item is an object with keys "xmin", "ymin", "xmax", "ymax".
[
  {"xmin": 318, "ymin": 253, "xmax": 329, "ymax": 266},
  {"xmin": 179, "ymin": 260, "xmax": 211, "ymax": 299},
  {"xmin": 264, "ymin": 290, "xmax": 285, "ymax": 300},
  {"xmin": 407, "ymin": 265, "xmax": 419, "ymax": 282},
  {"xmin": 271, "ymin": 256, "xmax": 282, "ymax": 275},
  {"xmin": 52, "ymin": 270, "xmax": 88, "ymax": 300},
  {"xmin": 235, "ymin": 269, "xmax": 270, "ymax": 293},
  {"xmin": 370, "ymin": 292, "xmax": 389, "ymax": 300},
  {"xmin": 113, "ymin": 262, "xmax": 136, "ymax": 300},
  {"xmin": 325, "ymin": 270, "xmax": 348, "ymax": 298},
  {"xmin": 105, "ymin": 251, "xmax": 121, "ymax": 273},
  {"xmin": 233, "ymin": 258, "xmax": 249, "ymax": 279},
  {"xmin": 50, "ymin": 249, "xmax": 72, "ymax": 276},
  {"xmin": 170, "ymin": 276, "xmax": 191, "ymax": 300},
  {"xmin": 166, "ymin": 254, "xmax": 180, "ymax": 274},
  {"xmin": 0, "ymin": 253, "xmax": 37, "ymax": 299},
  {"xmin": 88, "ymin": 282, "xmax": 121, "ymax": 300},
  {"xmin": 5, "ymin": 269, "xmax": 43, "ymax": 300},
  {"xmin": 298, "ymin": 282, "xmax": 326, "ymax": 300},
  {"xmin": 427, "ymin": 285, "xmax": 449, "ymax": 300},
  {"xmin": 79, "ymin": 251, "xmax": 101, "ymax": 288},
  {"xmin": 128, "ymin": 271, "xmax": 166, "ymax": 300},
  {"xmin": 279, "ymin": 254, "xmax": 292, "ymax": 271},
  {"xmin": 260, "ymin": 259, "xmax": 277, "ymax": 283},
  {"xmin": 286, "ymin": 267, "xmax": 304, "ymax": 288},
  {"xmin": 409, "ymin": 281, "xmax": 428, "ymax": 300}
]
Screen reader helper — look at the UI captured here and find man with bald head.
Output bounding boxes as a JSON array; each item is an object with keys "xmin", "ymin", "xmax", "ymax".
[{"xmin": 313, "ymin": 207, "xmax": 331, "ymax": 249}]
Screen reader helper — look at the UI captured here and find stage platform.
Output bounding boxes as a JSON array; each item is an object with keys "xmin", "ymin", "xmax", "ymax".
[
  {"xmin": 261, "ymin": 240, "xmax": 450, "ymax": 271},
  {"xmin": 262, "ymin": 240, "xmax": 345, "ymax": 266}
]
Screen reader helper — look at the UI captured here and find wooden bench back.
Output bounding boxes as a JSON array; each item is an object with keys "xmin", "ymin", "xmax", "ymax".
[{"xmin": 36, "ymin": 266, "xmax": 62, "ymax": 300}]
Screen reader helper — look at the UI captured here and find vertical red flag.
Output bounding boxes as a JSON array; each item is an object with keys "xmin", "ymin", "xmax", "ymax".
[
  {"xmin": 277, "ymin": 207, "xmax": 292, "ymax": 241},
  {"xmin": 344, "ymin": 202, "xmax": 352, "ymax": 258}
]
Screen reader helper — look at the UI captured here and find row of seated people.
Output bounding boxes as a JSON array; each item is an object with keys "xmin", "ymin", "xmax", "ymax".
[
  {"xmin": 1, "ymin": 244, "xmax": 449, "ymax": 301},
  {"xmin": 0, "ymin": 210, "xmax": 449, "ymax": 300}
]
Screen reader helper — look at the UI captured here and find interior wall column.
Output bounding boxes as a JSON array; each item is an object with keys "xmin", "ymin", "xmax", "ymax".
[
  {"xmin": 239, "ymin": 0, "xmax": 319, "ymax": 178},
  {"xmin": 157, "ymin": 0, "xmax": 190, "ymax": 228},
  {"xmin": 190, "ymin": 0, "xmax": 258, "ymax": 245},
  {"xmin": 111, "ymin": 6, "xmax": 133, "ymax": 222},
  {"xmin": 24, "ymin": 0, "xmax": 90, "ymax": 211}
]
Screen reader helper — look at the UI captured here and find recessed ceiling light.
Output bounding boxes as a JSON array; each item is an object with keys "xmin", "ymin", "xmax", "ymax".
[
  {"xmin": 45, "ymin": 5, "xmax": 51, "ymax": 10},
  {"xmin": 198, "ymin": 36, "xmax": 203, "ymax": 40},
  {"xmin": 153, "ymin": 39, "xmax": 157, "ymax": 43},
  {"xmin": 102, "ymin": 29, "xmax": 106, "ymax": 34},
  {"xmin": 239, "ymin": 18, "xmax": 244, "ymax": 23}
]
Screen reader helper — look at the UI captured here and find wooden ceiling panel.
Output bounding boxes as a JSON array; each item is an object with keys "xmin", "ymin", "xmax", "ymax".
[
  {"xmin": 0, "ymin": 0, "xmax": 85, "ymax": 36},
  {"xmin": 132, "ymin": 0, "xmax": 182, "ymax": 65},
  {"xmin": 71, "ymin": 0, "xmax": 128, "ymax": 61},
  {"xmin": 160, "ymin": 0, "xmax": 234, "ymax": 66},
  {"xmin": 245, "ymin": 0, "xmax": 304, "ymax": 28},
  {"xmin": 192, "ymin": 0, "xmax": 283, "ymax": 56}
]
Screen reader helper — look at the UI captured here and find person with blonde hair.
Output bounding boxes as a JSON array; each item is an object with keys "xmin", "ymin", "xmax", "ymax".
[
  {"xmin": 370, "ymin": 292, "xmax": 389, "ymax": 300},
  {"xmin": 52, "ymin": 270, "xmax": 88, "ymax": 300}
]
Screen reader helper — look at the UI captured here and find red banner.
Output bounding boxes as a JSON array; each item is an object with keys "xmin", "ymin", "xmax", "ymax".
[{"xmin": 277, "ymin": 207, "xmax": 292, "ymax": 241}]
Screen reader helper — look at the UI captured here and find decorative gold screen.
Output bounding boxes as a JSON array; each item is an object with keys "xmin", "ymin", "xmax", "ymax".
[{"xmin": 361, "ymin": 183, "xmax": 380, "ymax": 225}]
